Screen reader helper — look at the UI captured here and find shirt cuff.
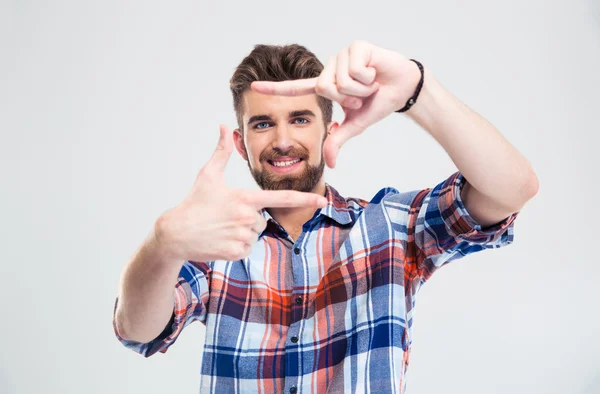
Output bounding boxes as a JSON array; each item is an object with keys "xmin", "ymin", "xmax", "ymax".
[
  {"xmin": 112, "ymin": 280, "xmax": 194, "ymax": 357},
  {"xmin": 437, "ymin": 171, "xmax": 519, "ymax": 244}
]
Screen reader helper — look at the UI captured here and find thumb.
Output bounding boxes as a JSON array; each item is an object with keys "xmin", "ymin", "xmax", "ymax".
[
  {"xmin": 204, "ymin": 124, "xmax": 233, "ymax": 175},
  {"xmin": 323, "ymin": 120, "xmax": 365, "ymax": 168}
]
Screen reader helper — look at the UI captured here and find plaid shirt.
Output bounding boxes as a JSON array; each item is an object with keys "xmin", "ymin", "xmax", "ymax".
[{"xmin": 113, "ymin": 171, "xmax": 518, "ymax": 393}]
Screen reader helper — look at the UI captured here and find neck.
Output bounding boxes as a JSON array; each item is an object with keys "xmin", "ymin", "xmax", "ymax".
[{"xmin": 266, "ymin": 180, "xmax": 327, "ymax": 240}]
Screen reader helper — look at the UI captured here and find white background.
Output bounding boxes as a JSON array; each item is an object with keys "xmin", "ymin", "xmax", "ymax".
[{"xmin": 2, "ymin": 0, "xmax": 599, "ymax": 393}]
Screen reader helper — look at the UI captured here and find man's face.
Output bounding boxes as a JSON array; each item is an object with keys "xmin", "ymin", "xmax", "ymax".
[{"xmin": 233, "ymin": 90, "xmax": 335, "ymax": 193}]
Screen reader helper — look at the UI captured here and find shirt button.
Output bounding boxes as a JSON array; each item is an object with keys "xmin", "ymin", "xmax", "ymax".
[
  {"xmin": 290, "ymin": 386, "xmax": 297, "ymax": 393},
  {"xmin": 291, "ymin": 336, "xmax": 299, "ymax": 343},
  {"xmin": 293, "ymin": 247, "xmax": 300, "ymax": 255},
  {"xmin": 295, "ymin": 296, "xmax": 303, "ymax": 305}
]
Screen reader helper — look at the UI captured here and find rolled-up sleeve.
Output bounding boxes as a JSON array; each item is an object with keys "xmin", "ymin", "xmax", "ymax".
[
  {"xmin": 112, "ymin": 260, "xmax": 211, "ymax": 357},
  {"xmin": 407, "ymin": 171, "xmax": 518, "ymax": 281}
]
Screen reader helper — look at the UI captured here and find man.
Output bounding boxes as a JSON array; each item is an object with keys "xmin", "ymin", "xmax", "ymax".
[{"xmin": 113, "ymin": 40, "xmax": 538, "ymax": 393}]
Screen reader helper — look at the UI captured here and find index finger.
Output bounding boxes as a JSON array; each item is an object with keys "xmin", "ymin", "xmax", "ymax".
[
  {"xmin": 250, "ymin": 78, "xmax": 318, "ymax": 96},
  {"xmin": 244, "ymin": 189, "xmax": 328, "ymax": 209}
]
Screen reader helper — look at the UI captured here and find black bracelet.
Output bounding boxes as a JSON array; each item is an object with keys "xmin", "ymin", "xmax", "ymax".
[{"xmin": 395, "ymin": 59, "xmax": 424, "ymax": 113}]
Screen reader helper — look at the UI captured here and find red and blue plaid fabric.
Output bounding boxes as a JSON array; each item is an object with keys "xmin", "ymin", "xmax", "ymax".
[{"xmin": 113, "ymin": 171, "xmax": 518, "ymax": 393}]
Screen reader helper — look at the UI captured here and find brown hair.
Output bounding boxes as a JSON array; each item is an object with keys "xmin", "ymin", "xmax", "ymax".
[{"xmin": 229, "ymin": 44, "xmax": 333, "ymax": 133}]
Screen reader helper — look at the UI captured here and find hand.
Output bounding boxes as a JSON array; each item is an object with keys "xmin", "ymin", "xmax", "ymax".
[
  {"xmin": 155, "ymin": 125, "xmax": 328, "ymax": 262},
  {"xmin": 251, "ymin": 40, "xmax": 421, "ymax": 168}
]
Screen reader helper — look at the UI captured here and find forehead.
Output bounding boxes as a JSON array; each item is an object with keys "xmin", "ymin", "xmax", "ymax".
[{"xmin": 241, "ymin": 90, "xmax": 322, "ymax": 120}]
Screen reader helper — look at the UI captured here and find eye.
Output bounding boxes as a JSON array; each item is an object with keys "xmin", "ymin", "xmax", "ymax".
[
  {"xmin": 293, "ymin": 118, "xmax": 309, "ymax": 125},
  {"xmin": 254, "ymin": 122, "xmax": 271, "ymax": 130}
]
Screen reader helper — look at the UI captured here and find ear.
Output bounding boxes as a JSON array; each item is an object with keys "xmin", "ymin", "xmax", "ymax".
[
  {"xmin": 326, "ymin": 121, "xmax": 340, "ymax": 136},
  {"xmin": 233, "ymin": 128, "xmax": 248, "ymax": 160}
]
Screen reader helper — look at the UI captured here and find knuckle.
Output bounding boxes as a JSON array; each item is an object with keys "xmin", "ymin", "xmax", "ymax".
[
  {"xmin": 196, "ymin": 167, "xmax": 207, "ymax": 178},
  {"xmin": 229, "ymin": 243, "xmax": 251, "ymax": 260},
  {"xmin": 228, "ymin": 243, "xmax": 245, "ymax": 260},
  {"xmin": 336, "ymin": 78, "xmax": 352, "ymax": 92},
  {"xmin": 315, "ymin": 80, "xmax": 328, "ymax": 95},
  {"xmin": 335, "ymin": 73, "xmax": 347, "ymax": 85},
  {"xmin": 198, "ymin": 164, "xmax": 218, "ymax": 179},
  {"xmin": 259, "ymin": 218, "xmax": 268, "ymax": 231},
  {"xmin": 237, "ymin": 209, "xmax": 256, "ymax": 225},
  {"xmin": 247, "ymin": 232, "xmax": 258, "ymax": 245},
  {"xmin": 348, "ymin": 64, "xmax": 363, "ymax": 78},
  {"xmin": 233, "ymin": 228, "xmax": 251, "ymax": 241}
]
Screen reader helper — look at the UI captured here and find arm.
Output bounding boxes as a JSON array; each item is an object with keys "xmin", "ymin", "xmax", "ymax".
[
  {"xmin": 250, "ymin": 41, "xmax": 539, "ymax": 227},
  {"xmin": 382, "ymin": 171, "xmax": 518, "ymax": 282},
  {"xmin": 406, "ymin": 67, "xmax": 539, "ymax": 227},
  {"xmin": 113, "ymin": 124, "xmax": 327, "ymax": 354},
  {"xmin": 114, "ymin": 221, "xmax": 184, "ymax": 343}
]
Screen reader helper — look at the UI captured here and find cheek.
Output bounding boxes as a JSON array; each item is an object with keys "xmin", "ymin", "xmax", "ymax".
[
  {"xmin": 316, "ymin": 134, "xmax": 327, "ymax": 152},
  {"xmin": 245, "ymin": 142, "xmax": 266, "ymax": 167},
  {"xmin": 308, "ymin": 142, "xmax": 324, "ymax": 163},
  {"xmin": 248, "ymin": 151, "xmax": 261, "ymax": 167}
]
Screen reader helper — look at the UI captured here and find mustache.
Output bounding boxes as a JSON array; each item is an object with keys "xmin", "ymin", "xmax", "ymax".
[{"xmin": 260, "ymin": 147, "xmax": 308, "ymax": 162}]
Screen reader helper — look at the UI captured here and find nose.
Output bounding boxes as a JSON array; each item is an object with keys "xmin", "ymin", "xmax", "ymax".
[{"xmin": 271, "ymin": 124, "xmax": 294, "ymax": 152}]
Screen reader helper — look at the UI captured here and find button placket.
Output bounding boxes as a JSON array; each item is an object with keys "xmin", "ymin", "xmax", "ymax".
[
  {"xmin": 287, "ymin": 238, "xmax": 306, "ymax": 392},
  {"xmin": 291, "ymin": 241, "xmax": 304, "ymax": 324}
]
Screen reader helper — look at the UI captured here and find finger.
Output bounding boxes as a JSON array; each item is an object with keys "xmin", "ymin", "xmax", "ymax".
[
  {"xmin": 203, "ymin": 124, "xmax": 233, "ymax": 175},
  {"xmin": 230, "ymin": 242, "xmax": 252, "ymax": 260},
  {"xmin": 245, "ymin": 189, "xmax": 328, "ymax": 209},
  {"xmin": 235, "ymin": 228, "xmax": 259, "ymax": 246},
  {"xmin": 317, "ymin": 56, "xmax": 362, "ymax": 109},
  {"xmin": 323, "ymin": 136, "xmax": 340, "ymax": 169},
  {"xmin": 250, "ymin": 212, "xmax": 267, "ymax": 234},
  {"xmin": 323, "ymin": 120, "xmax": 366, "ymax": 168},
  {"xmin": 336, "ymin": 49, "xmax": 380, "ymax": 97},
  {"xmin": 348, "ymin": 41, "xmax": 377, "ymax": 85},
  {"xmin": 251, "ymin": 78, "xmax": 318, "ymax": 96}
]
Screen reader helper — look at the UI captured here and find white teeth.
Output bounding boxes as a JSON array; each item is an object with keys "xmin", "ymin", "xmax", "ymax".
[{"xmin": 272, "ymin": 159, "xmax": 300, "ymax": 167}]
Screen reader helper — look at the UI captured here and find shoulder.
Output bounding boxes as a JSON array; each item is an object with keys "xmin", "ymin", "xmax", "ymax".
[{"xmin": 357, "ymin": 186, "xmax": 427, "ymax": 209}]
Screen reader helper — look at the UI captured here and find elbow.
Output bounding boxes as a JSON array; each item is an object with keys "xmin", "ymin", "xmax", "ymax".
[
  {"xmin": 115, "ymin": 310, "xmax": 158, "ymax": 344},
  {"xmin": 509, "ymin": 169, "xmax": 539, "ymax": 212},
  {"xmin": 523, "ymin": 169, "xmax": 540, "ymax": 200},
  {"xmin": 115, "ymin": 313, "xmax": 135, "ymax": 341}
]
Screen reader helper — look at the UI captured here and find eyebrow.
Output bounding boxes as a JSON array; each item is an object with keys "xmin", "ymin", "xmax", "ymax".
[{"xmin": 247, "ymin": 109, "xmax": 316, "ymax": 125}]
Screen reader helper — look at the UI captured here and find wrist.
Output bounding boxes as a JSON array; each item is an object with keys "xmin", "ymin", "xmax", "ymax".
[
  {"xmin": 404, "ymin": 67, "xmax": 441, "ymax": 122},
  {"xmin": 395, "ymin": 60, "xmax": 425, "ymax": 114},
  {"xmin": 152, "ymin": 212, "xmax": 185, "ymax": 263}
]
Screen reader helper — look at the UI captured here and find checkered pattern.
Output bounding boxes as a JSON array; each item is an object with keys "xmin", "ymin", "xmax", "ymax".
[{"xmin": 113, "ymin": 171, "xmax": 518, "ymax": 393}]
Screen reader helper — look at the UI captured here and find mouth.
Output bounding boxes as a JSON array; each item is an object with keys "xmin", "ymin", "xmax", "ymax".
[{"xmin": 266, "ymin": 157, "xmax": 304, "ymax": 173}]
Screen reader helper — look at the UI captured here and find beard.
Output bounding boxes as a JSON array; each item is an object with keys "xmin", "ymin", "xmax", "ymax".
[{"xmin": 246, "ymin": 145, "xmax": 325, "ymax": 193}]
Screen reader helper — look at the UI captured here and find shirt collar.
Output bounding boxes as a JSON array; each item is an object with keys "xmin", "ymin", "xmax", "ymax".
[{"xmin": 259, "ymin": 183, "xmax": 354, "ymax": 238}]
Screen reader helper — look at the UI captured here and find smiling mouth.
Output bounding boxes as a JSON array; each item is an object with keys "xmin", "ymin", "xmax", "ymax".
[{"xmin": 267, "ymin": 158, "xmax": 303, "ymax": 168}]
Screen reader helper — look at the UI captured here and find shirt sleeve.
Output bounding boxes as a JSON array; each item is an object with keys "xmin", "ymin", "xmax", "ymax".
[
  {"xmin": 399, "ymin": 171, "xmax": 518, "ymax": 282},
  {"xmin": 112, "ymin": 260, "xmax": 211, "ymax": 357}
]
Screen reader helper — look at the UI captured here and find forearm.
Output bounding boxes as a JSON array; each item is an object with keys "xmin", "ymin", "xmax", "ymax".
[
  {"xmin": 406, "ymin": 68, "xmax": 538, "ymax": 211},
  {"xmin": 115, "ymin": 223, "xmax": 184, "ymax": 343}
]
